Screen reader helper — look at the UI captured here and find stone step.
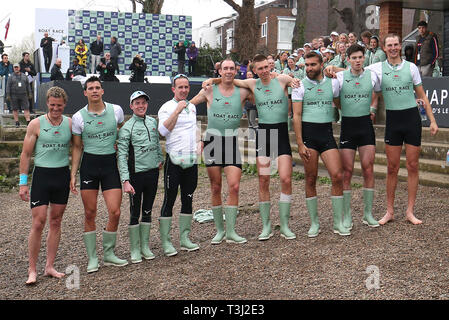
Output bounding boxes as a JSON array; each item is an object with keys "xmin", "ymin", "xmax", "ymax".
[
  {"xmin": 0, "ymin": 113, "xmax": 41, "ymax": 126},
  {"xmin": 0, "ymin": 141, "xmax": 23, "ymax": 158},
  {"xmin": 332, "ymin": 123, "xmax": 449, "ymax": 145},
  {"xmin": 326, "ymin": 134, "xmax": 449, "ymax": 161},
  {"xmin": 236, "ymin": 145, "xmax": 449, "ymax": 188},
  {"xmin": 0, "ymin": 157, "xmax": 34, "ymax": 177},
  {"xmin": 0, "ymin": 127, "xmax": 27, "ymax": 141},
  {"xmin": 358, "ymin": 152, "xmax": 449, "ymax": 175}
]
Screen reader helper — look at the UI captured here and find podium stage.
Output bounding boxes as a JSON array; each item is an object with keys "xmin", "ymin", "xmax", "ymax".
[{"xmin": 38, "ymin": 80, "xmax": 207, "ymax": 116}]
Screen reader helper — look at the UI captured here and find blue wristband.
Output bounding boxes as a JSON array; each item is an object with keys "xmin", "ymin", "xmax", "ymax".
[{"xmin": 19, "ymin": 174, "xmax": 28, "ymax": 186}]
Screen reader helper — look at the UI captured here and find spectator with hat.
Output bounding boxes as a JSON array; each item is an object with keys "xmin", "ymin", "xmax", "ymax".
[{"xmin": 6, "ymin": 63, "xmax": 32, "ymax": 127}]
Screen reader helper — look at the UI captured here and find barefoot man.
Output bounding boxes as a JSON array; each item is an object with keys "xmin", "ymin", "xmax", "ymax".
[
  {"xmin": 19, "ymin": 87, "xmax": 72, "ymax": 284},
  {"xmin": 326, "ymin": 34, "xmax": 438, "ymax": 225}
]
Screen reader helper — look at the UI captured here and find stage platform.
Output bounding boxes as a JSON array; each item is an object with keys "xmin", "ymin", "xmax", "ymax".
[{"xmin": 37, "ymin": 79, "xmax": 208, "ymax": 115}]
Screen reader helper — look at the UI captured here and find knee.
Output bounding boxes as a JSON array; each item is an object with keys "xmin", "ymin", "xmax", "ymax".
[
  {"xmin": 406, "ymin": 159, "xmax": 419, "ymax": 173},
  {"xmin": 109, "ymin": 208, "xmax": 121, "ymax": 220},
  {"xmin": 228, "ymin": 182, "xmax": 240, "ymax": 196},
  {"xmin": 331, "ymin": 170, "xmax": 344, "ymax": 185},
  {"xmin": 387, "ymin": 163, "xmax": 400, "ymax": 175},
  {"xmin": 48, "ymin": 216, "xmax": 63, "ymax": 229},
  {"xmin": 280, "ymin": 175, "xmax": 291, "ymax": 187},
  {"xmin": 84, "ymin": 209, "xmax": 97, "ymax": 221},
  {"xmin": 32, "ymin": 217, "xmax": 46, "ymax": 233},
  {"xmin": 361, "ymin": 161, "xmax": 374, "ymax": 177}
]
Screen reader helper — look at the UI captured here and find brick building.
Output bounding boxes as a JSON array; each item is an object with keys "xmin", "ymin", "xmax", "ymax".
[{"xmin": 193, "ymin": 0, "xmax": 423, "ymax": 57}]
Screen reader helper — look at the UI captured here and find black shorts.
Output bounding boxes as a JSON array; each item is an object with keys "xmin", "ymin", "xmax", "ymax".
[
  {"xmin": 340, "ymin": 115, "xmax": 376, "ymax": 150},
  {"xmin": 256, "ymin": 122, "xmax": 292, "ymax": 158},
  {"xmin": 30, "ymin": 166, "xmax": 70, "ymax": 209},
  {"xmin": 203, "ymin": 133, "xmax": 242, "ymax": 169},
  {"xmin": 385, "ymin": 108, "xmax": 422, "ymax": 147},
  {"xmin": 80, "ymin": 152, "xmax": 122, "ymax": 191},
  {"xmin": 302, "ymin": 122, "xmax": 338, "ymax": 154}
]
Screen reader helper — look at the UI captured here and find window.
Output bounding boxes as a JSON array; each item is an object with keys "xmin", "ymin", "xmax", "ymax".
[
  {"xmin": 226, "ymin": 28, "xmax": 234, "ymax": 53},
  {"xmin": 261, "ymin": 22, "xmax": 267, "ymax": 38}
]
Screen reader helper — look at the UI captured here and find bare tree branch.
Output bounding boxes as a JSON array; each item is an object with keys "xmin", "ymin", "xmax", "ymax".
[{"xmin": 222, "ymin": 0, "xmax": 242, "ymax": 13}]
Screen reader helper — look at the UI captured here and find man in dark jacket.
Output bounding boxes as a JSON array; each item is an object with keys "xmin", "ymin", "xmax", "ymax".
[
  {"xmin": 50, "ymin": 58, "xmax": 65, "ymax": 81},
  {"xmin": 97, "ymin": 52, "xmax": 119, "ymax": 82},
  {"xmin": 129, "ymin": 54, "xmax": 147, "ymax": 82},
  {"xmin": 19, "ymin": 52, "xmax": 37, "ymax": 113},
  {"xmin": 414, "ymin": 20, "xmax": 439, "ymax": 77},
  {"xmin": 174, "ymin": 41, "xmax": 186, "ymax": 75},
  {"xmin": 6, "ymin": 64, "xmax": 32, "ymax": 127},
  {"xmin": 110, "ymin": 36, "xmax": 122, "ymax": 74},
  {"xmin": 66, "ymin": 58, "xmax": 86, "ymax": 81},
  {"xmin": 40, "ymin": 32, "xmax": 56, "ymax": 73},
  {"xmin": 0, "ymin": 53, "xmax": 13, "ymax": 112},
  {"xmin": 90, "ymin": 34, "xmax": 104, "ymax": 74}
]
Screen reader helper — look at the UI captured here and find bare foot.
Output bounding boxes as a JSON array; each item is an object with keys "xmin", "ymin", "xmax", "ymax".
[
  {"xmin": 406, "ymin": 214, "xmax": 422, "ymax": 225},
  {"xmin": 378, "ymin": 212, "xmax": 394, "ymax": 225},
  {"xmin": 26, "ymin": 271, "xmax": 37, "ymax": 285},
  {"xmin": 44, "ymin": 268, "xmax": 65, "ymax": 279}
]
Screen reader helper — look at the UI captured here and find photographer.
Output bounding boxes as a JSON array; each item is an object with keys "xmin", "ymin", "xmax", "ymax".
[
  {"xmin": 129, "ymin": 54, "xmax": 147, "ymax": 83},
  {"xmin": 96, "ymin": 52, "xmax": 119, "ymax": 82}
]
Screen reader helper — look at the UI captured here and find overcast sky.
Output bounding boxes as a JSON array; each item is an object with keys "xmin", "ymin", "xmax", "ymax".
[{"xmin": 1, "ymin": 0, "xmax": 239, "ymax": 46}]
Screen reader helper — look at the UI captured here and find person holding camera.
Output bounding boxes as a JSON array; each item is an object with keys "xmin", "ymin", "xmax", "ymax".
[{"xmin": 129, "ymin": 54, "xmax": 147, "ymax": 83}]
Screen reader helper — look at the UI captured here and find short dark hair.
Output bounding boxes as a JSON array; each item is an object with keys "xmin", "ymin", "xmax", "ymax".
[
  {"xmin": 346, "ymin": 44, "xmax": 365, "ymax": 58},
  {"xmin": 252, "ymin": 54, "xmax": 267, "ymax": 64},
  {"xmin": 417, "ymin": 20, "xmax": 428, "ymax": 27},
  {"xmin": 304, "ymin": 51, "xmax": 323, "ymax": 64},
  {"xmin": 84, "ymin": 76, "xmax": 103, "ymax": 90},
  {"xmin": 22, "ymin": 52, "xmax": 30, "ymax": 57}
]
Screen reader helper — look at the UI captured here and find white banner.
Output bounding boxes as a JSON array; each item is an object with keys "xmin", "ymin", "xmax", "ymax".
[{"xmin": 35, "ymin": 8, "xmax": 69, "ymax": 73}]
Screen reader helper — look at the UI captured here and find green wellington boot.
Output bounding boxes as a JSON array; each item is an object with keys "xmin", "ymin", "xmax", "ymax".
[
  {"xmin": 362, "ymin": 188, "xmax": 380, "ymax": 227},
  {"xmin": 258, "ymin": 202, "xmax": 273, "ymax": 241},
  {"xmin": 140, "ymin": 222, "xmax": 156, "ymax": 260},
  {"xmin": 103, "ymin": 231, "xmax": 129, "ymax": 267},
  {"xmin": 343, "ymin": 190, "xmax": 353, "ymax": 230},
  {"xmin": 83, "ymin": 231, "xmax": 99, "ymax": 273},
  {"xmin": 159, "ymin": 217, "xmax": 178, "ymax": 256},
  {"xmin": 332, "ymin": 196, "xmax": 351, "ymax": 236},
  {"xmin": 306, "ymin": 197, "xmax": 320, "ymax": 238},
  {"xmin": 279, "ymin": 201, "xmax": 296, "ymax": 240},
  {"xmin": 128, "ymin": 224, "xmax": 142, "ymax": 264},
  {"xmin": 179, "ymin": 214, "xmax": 200, "ymax": 251},
  {"xmin": 225, "ymin": 206, "xmax": 247, "ymax": 244},
  {"xmin": 211, "ymin": 206, "xmax": 226, "ymax": 244}
]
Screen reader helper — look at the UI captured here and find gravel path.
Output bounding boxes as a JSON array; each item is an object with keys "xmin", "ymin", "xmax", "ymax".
[{"xmin": 1, "ymin": 167, "xmax": 449, "ymax": 300}]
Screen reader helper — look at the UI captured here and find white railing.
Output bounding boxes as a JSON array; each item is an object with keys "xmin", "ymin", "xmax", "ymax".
[{"xmin": 0, "ymin": 75, "xmax": 5, "ymax": 115}]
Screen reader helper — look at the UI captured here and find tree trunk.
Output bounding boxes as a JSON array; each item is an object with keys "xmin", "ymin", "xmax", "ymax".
[
  {"xmin": 136, "ymin": 0, "xmax": 165, "ymax": 14},
  {"xmin": 130, "ymin": 0, "xmax": 137, "ymax": 13},
  {"xmin": 292, "ymin": 0, "xmax": 308, "ymax": 49},
  {"xmin": 223, "ymin": 0, "xmax": 257, "ymax": 61}
]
